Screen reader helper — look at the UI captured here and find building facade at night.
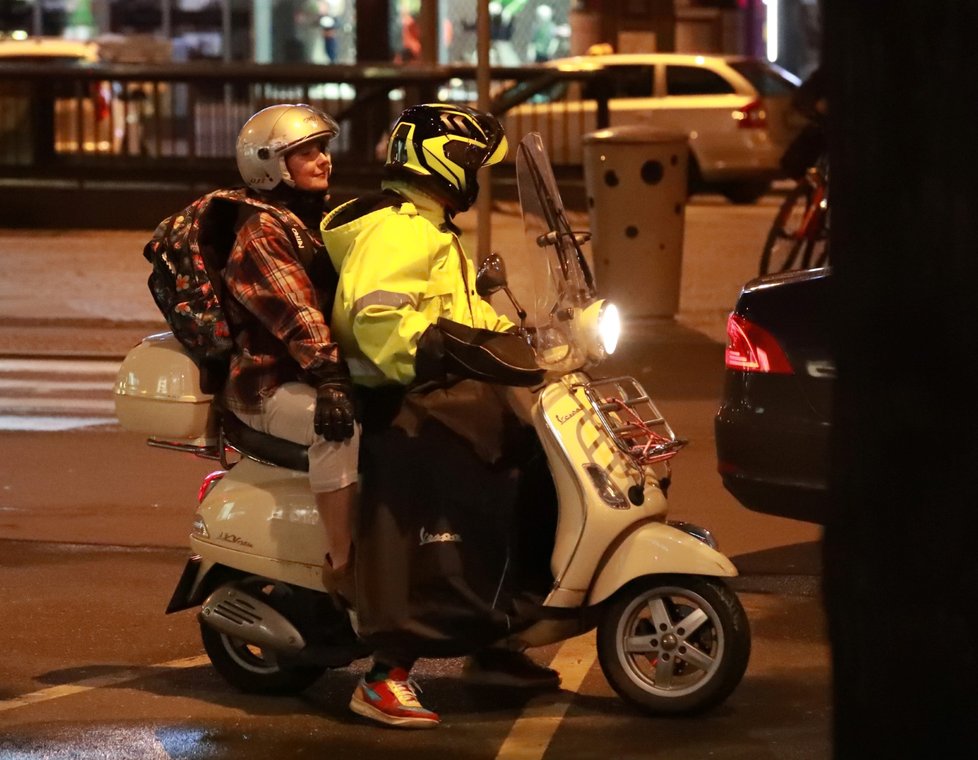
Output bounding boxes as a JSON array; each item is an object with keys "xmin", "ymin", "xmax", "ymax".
[{"xmin": 0, "ymin": 0, "xmax": 820, "ymax": 76}]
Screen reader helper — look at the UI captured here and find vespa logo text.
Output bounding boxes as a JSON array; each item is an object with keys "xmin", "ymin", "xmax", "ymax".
[
  {"xmin": 556, "ymin": 407, "xmax": 583, "ymax": 424},
  {"xmin": 419, "ymin": 527, "xmax": 462, "ymax": 546},
  {"xmin": 217, "ymin": 532, "xmax": 253, "ymax": 548}
]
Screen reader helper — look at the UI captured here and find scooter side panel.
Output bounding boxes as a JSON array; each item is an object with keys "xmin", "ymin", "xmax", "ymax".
[
  {"xmin": 189, "ymin": 536, "xmax": 326, "ymax": 593},
  {"xmin": 535, "ymin": 375, "xmax": 672, "ymax": 604},
  {"xmin": 587, "ymin": 522, "xmax": 739, "ymax": 606},
  {"xmin": 532, "ymin": 394, "xmax": 587, "ymax": 582},
  {"xmin": 193, "ymin": 458, "xmax": 327, "ymax": 591}
]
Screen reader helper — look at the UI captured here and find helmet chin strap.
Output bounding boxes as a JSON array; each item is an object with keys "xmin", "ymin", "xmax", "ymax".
[
  {"xmin": 278, "ymin": 156, "xmax": 296, "ymax": 188},
  {"xmin": 442, "ymin": 208, "xmax": 462, "ymax": 236}
]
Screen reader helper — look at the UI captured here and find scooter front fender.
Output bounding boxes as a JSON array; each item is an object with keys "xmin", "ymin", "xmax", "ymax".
[{"xmin": 588, "ymin": 522, "xmax": 738, "ymax": 606}]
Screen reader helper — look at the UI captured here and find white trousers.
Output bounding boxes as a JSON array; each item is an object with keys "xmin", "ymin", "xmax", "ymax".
[{"xmin": 232, "ymin": 382, "xmax": 359, "ymax": 493}]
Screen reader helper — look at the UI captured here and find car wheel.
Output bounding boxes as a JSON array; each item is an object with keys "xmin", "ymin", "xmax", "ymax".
[
  {"xmin": 597, "ymin": 575, "xmax": 751, "ymax": 715},
  {"xmin": 722, "ymin": 181, "xmax": 770, "ymax": 204}
]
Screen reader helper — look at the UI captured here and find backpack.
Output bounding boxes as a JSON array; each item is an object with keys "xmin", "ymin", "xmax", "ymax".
[{"xmin": 143, "ymin": 187, "xmax": 314, "ymax": 393}]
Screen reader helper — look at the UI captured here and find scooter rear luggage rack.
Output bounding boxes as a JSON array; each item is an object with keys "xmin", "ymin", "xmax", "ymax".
[
  {"xmin": 147, "ymin": 437, "xmax": 222, "ymax": 460},
  {"xmin": 577, "ymin": 376, "xmax": 687, "ymax": 466}
]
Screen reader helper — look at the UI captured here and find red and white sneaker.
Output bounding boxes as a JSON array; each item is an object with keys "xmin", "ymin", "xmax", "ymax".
[{"xmin": 349, "ymin": 668, "xmax": 440, "ymax": 729}]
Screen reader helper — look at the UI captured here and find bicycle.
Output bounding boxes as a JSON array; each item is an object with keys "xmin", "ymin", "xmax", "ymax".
[{"xmin": 759, "ymin": 153, "xmax": 830, "ymax": 276}]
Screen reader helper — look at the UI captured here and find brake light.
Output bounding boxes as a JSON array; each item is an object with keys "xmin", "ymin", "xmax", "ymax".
[
  {"xmin": 724, "ymin": 313, "xmax": 793, "ymax": 374},
  {"xmin": 734, "ymin": 99, "xmax": 767, "ymax": 128},
  {"xmin": 198, "ymin": 470, "xmax": 226, "ymax": 503}
]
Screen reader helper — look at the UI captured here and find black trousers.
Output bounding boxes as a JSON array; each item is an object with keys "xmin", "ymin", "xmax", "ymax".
[{"xmin": 355, "ymin": 417, "xmax": 522, "ymax": 662}]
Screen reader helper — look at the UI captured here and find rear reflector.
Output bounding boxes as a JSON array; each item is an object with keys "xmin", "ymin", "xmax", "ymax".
[{"xmin": 725, "ymin": 313, "xmax": 794, "ymax": 374}]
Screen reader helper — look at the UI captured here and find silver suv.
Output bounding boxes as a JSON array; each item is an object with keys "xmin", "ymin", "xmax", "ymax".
[{"xmin": 499, "ymin": 53, "xmax": 806, "ymax": 204}]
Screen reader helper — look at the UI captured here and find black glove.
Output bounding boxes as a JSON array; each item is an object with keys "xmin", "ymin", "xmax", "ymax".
[
  {"xmin": 415, "ymin": 318, "xmax": 545, "ymax": 387},
  {"xmin": 313, "ymin": 363, "xmax": 355, "ymax": 442}
]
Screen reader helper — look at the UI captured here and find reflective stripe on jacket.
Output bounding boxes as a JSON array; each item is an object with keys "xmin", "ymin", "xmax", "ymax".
[{"xmin": 322, "ymin": 183, "xmax": 513, "ymax": 386}]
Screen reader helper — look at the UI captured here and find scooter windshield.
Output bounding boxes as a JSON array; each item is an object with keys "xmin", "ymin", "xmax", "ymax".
[{"xmin": 513, "ymin": 133, "xmax": 599, "ymax": 372}]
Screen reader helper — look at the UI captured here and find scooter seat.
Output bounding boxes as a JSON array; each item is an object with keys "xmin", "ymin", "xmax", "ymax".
[{"xmin": 220, "ymin": 411, "xmax": 310, "ymax": 472}]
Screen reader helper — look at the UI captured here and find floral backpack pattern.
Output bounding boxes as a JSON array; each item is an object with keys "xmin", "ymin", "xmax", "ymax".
[{"xmin": 143, "ymin": 188, "xmax": 306, "ymax": 393}]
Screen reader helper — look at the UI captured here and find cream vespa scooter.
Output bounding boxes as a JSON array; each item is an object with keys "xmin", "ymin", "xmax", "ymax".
[{"xmin": 114, "ymin": 133, "xmax": 750, "ymax": 716}]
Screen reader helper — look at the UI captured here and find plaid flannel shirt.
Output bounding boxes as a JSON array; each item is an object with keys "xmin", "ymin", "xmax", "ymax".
[{"xmin": 221, "ymin": 207, "xmax": 339, "ymax": 414}]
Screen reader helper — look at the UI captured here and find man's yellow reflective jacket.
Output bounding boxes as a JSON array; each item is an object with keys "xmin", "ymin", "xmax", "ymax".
[{"xmin": 321, "ymin": 182, "xmax": 513, "ymax": 387}]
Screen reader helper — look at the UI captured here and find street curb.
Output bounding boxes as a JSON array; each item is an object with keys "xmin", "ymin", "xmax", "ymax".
[
  {"xmin": 731, "ymin": 574, "xmax": 822, "ymax": 598},
  {"xmin": 0, "ymin": 315, "xmax": 725, "ymax": 361},
  {"xmin": 0, "ymin": 321, "xmax": 166, "ymax": 360},
  {"xmin": 0, "ymin": 317, "xmax": 164, "ymax": 329}
]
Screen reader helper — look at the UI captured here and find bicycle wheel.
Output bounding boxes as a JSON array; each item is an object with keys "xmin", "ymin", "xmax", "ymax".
[
  {"xmin": 759, "ymin": 183, "xmax": 815, "ymax": 275},
  {"xmin": 810, "ymin": 240, "xmax": 830, "ymax": 268},
  {"xmin": 799, "ymin": 225, "xmax": 829, "ymax": 269},
  {"xmin": 807, "ymin": 206, "xmax": 831, "ymax": 269}
]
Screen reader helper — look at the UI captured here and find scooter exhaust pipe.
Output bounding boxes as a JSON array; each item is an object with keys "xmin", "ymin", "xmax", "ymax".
[{"xmin": 199, "ymin": 586, "xmax": 306, "ymax": 654}]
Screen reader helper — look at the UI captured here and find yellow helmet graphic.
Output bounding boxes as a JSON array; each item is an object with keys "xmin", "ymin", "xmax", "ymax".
[{"xmin": 385, "ymin": 103, "xmax": 508, "ymax": 212}]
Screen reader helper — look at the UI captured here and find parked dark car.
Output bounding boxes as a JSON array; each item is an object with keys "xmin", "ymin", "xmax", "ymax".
[{"xmin": 714, "ymin": 268, "xmax": 833, "ymax": 524}]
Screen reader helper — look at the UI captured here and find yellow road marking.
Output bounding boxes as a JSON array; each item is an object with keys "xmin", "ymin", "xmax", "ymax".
[
  {"xmin": 495, "ymin": 633, "xmax": 598, "ymax": 760},
  {"xmin": 0, "ymin": 655, "xmax": 209, "ymax": 713}
]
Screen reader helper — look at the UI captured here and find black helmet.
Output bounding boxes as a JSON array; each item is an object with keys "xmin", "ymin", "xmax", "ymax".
[{"xmin": 384, "ymin": 103, "xmax": 508, "ymax": 212}]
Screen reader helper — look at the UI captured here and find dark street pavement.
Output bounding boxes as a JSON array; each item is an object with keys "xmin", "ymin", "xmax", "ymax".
[{"xmin": 0, "ymin": 195, "xmax": 830, "ymax": 758}]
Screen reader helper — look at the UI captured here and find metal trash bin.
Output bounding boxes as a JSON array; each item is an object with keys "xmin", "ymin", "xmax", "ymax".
[{"xmin": 583, "ymin": 126, "xmax": 688, "ymax": 319}]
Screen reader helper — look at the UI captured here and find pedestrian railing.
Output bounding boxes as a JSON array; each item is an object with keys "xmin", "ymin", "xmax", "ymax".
[{"xmin": 0, "ymin": 60, "xmax": 609, "ymax": 187}]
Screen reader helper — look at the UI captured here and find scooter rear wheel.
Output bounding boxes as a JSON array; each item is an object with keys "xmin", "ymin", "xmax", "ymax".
[
  {"xmin": 597, "ymin": 574, "xmax": 751, "ymax": 715},
  {"xmin": 200, "ymin": 621, "xmax": 327, "ymax": 695}
]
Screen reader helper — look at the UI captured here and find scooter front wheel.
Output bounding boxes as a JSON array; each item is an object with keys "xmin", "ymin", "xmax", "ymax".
[
  {"xmin": 200, "ymin": 622, "xmax": 327, "ymax": 695},
  {"xmin": 597, "ymin": 575, "xmax": 751, "ymax": 715}
]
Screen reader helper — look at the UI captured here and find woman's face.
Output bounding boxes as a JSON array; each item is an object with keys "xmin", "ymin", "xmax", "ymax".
[{"xmin": 285, "ymin": 139, "xmax": 332, "ymax": 193}]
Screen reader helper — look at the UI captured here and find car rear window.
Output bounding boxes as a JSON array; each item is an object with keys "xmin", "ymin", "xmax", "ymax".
[
  {"xmin": 496, "ymin": 78, "xmax": 571, "ymax": 106},
  {"xmin": 728, "ymin": 61, "xmax": 800, "ymax": 96},
  {"xmin": 665, "ymin": 66, "xmax": 735, "ymax": 96},
  {"xmin": 582, "ymin": 65, "xmax": 654, "ymax": 99},
  {"xmin": 496, "ymin": 64, "xmax": 654, "ymax": 107}
]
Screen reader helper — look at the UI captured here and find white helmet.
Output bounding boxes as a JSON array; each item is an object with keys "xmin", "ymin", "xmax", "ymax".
[{"xmin": 236, "ymin": 104, "xmax": 340, "ymax": 191}]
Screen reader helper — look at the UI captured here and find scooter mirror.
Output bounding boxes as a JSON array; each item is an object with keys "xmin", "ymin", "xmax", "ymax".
[{"xmin": 476, "ymin": 252, "xmax": 508, "ymax": 297}]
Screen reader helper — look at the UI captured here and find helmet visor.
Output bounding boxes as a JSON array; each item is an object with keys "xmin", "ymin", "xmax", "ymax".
[
  {"xmin": 271, "ymin": 107, "xmax": 339, "ymax": 157},
  {"xmin": 443, "ymin": 133, "xmax": 509, "ymax": 171},
  {"xmin": 276, "ymin": 130, "xmax": 336, "ymax": 158},
  {"xmin": 283, "ymin": 136, "xmax": 333, "ymax": 158}
]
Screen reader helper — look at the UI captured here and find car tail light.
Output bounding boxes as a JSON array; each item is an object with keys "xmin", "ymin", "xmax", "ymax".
[
  {"xmin": 725, "ymin": 313, "xmax": 794, "ymax": 374},
  {"xmin": 734, "ymin": 99, "xmax": 767, "ymax": 128}
]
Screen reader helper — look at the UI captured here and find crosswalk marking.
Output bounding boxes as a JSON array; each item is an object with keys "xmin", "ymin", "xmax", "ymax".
[
  {"xmin": 495, "ymin": 634, "xmax": 597, "ymax": 760},
  {"xmin": 0, "ymin": 357, "xmax": 122, "ymax": 431},
  {"xmin": 0, "ymin": 378, "xmax": 115, "ymax": 392},
  {"xmin": 0, "ymin": 395, "xmax": 116, "ymax": 412},
  {"xmin": 0, "ymin": 655, "xmax": 210, "ymax": 713},
  {"xmin": 0, "ymin": 357, "xmax": 123, "ymax": 375}
]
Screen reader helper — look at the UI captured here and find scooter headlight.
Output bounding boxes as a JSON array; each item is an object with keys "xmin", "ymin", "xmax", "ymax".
[
  {"xmin": 598, "ymin": 302, "xmax": 621, "ymax": 354},
  {"xmin": 579, "ymin": 300, "xmax": 621, "ymax": 360}
]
